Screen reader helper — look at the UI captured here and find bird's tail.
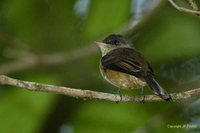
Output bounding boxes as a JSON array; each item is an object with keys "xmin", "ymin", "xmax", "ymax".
[{"xmin": 145, "ymin": 75, "xmax": 171, "ymax": 101}]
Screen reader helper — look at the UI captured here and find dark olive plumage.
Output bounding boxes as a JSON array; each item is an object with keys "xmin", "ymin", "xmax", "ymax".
[
  {"xmin": 101, "ymin": 48, "xmax": 152, "ymax": 78},
  {"xmin": 102, "ymin": 34, "xmax": 130, "ymax": 46}
]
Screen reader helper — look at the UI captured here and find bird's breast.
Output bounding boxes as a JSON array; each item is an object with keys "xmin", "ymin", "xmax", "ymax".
[{"xmin": 100, "ymin": 67, "xmax": 146, "ymax": 90}]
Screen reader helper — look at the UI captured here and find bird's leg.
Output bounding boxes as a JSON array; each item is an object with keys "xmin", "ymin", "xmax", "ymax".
[
  {"xmin": 140, "ymin": 87, "xmax": 145, "ymax": 104},
  {"xmin": 116, "ymin": 88, "xmax": 122, "ymax": 103}
]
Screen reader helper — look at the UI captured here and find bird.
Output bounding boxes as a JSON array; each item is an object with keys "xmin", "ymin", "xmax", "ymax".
[{"xmin": 95, "ymin": 34, "xmax": 171, "ymax": 101}]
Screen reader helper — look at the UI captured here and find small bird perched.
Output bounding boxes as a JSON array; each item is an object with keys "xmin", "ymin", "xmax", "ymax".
[{"xmin": 96, "ymin": 34, "xmax": 171, "ymax": 101}]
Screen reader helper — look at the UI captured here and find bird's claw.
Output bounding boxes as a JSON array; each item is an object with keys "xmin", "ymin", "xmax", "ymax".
[{"xmin": 116, "ymin": 89, "xmax": 122, "ymax": 104}]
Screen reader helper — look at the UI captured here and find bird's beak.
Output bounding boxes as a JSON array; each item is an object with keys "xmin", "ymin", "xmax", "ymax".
[{"xmin": 95, "ymin": 41, "xmax": 106, "ymax": 47}]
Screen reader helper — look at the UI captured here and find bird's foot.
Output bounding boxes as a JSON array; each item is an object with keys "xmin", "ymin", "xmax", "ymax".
[
  {"xmin": 140, "ymin": 95, "xmax": 146, "ymax": 104},
  {"xmin": 116, "ymin": 89, "xmax": 122, "ymax": 104},
  {"xmin": 140, "ymin": 87, "xmax": 145, "ymax": 104}
]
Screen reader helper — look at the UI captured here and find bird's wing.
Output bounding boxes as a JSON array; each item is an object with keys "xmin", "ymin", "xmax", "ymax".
[{"xmin": 101, "ymin": 48, "xmax": 153, "ymax": 78}]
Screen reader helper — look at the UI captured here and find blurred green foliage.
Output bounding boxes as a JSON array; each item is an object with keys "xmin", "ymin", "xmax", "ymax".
[{"xmin": 0, "ymin": 0, "xmax": 200, "ymax": 133}]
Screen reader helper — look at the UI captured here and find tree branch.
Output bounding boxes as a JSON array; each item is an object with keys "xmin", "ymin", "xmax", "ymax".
[
  {"xmin": 0, "ymin": 45, "xmax": 97, "ymax": 74},
  {"xmin": 0, "ymin": 1, "xmax": 164, "ymax": 74},
  {"xmin": 1, "ymin": 1, "xmax": 199, "ymax": 75},
  {"xmin": 168, "ymin": 0, "xmax": 200, "ymax": 15},
  {"xmin": 0, "ymin": 75, "xmax": 199, "ymax": 103}
]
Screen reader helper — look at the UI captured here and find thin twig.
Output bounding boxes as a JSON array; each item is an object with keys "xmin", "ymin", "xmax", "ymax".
[
  {"xmin": 0, "ymin": 1, "xmax": 199, "ymax": 75},
  {"xmin": 0, "ymin": 75, "xmax": 199, "ymax": 103},
  {"xmin": 168, "ymin": 0, "xmax": 200, "ymax": 15},
  {"xmin": 122, "ymin": 0, "xmax": 164, "ymax": 38}
]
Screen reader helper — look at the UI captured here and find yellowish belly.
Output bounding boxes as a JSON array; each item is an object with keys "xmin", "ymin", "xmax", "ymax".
[{"xmin": 100, "ymin": 68, "xmax": 146, "ymax": 90}]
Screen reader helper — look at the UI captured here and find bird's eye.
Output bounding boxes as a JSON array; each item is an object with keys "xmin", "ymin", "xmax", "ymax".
[{"xmin": 112, "ymin": 39, "xmax": 120, "ymax": 45}]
